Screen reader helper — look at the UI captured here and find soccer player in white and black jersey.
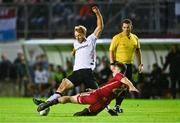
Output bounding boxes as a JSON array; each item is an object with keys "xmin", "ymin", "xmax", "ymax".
[{"xmin": 33, "ymin": 5, "xmax": 104, "ymax": 111}]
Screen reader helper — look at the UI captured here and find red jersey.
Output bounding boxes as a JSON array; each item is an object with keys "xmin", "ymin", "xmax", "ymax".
[
  {"xmin": 77, "ymin": 72, "xmax": 125, "ymax": 114},
  {"xmin": 96, "ymin": 72, "xmax": 124, "ymax": 99}
]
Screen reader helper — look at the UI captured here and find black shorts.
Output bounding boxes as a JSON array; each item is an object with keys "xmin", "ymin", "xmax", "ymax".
[
  {"xmin": 67, "ymin": 69, "xmax": 98, "ymax": 89},
  {"xmin": 125, "ymin": 64, "xmax": 132, "ymax": 81}
]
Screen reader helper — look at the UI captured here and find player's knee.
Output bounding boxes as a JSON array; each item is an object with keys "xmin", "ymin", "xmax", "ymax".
[
  {"xmin": 57, "ymin": 79, "xmax": 74, "ymax": 93},
  {"xmin": 61, "ymin": 78, "xmax": 74, "ymax": 89},
  {"xmin": 62, "ymin": 78, "xmax": 68, "ymax": 83}
]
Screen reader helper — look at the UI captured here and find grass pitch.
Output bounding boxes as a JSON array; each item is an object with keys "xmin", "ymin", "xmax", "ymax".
[{"xmin": 0, "ymin": 97, "xmax": 180, "ymax": 123}]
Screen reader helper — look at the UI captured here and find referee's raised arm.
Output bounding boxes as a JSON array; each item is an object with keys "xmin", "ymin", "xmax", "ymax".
[{"xmin": 91, "ymin": 6, "xmax": 104, "ymax": 38}]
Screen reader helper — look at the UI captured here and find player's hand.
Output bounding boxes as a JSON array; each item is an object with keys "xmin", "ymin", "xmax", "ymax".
[
  {"xmin": 71, "ymin": 49, "xmax": 76, "ymax": 56},
  {"xmin": 110, "ymin": 64, "xmax": 115, "ymax": 71},
  {"xmin": 138, "ymin": 64, "xmax": 143, "ymax": 73},
  {"xmin": 129, "ymin": 87, "xmax": 139, "ymax": 93},
  {"xmin": 92, "ymin": 6, "xmax": 99, "ymax": 14}
]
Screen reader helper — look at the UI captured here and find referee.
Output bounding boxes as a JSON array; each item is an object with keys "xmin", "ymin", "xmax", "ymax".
[{"xmin": 109, "ymin": 19, "xmax": 143, "ymax": 113}]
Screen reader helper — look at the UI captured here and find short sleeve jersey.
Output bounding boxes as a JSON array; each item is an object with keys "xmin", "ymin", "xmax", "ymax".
[
  {"xmin": 96, "ymin": 73, "xmax": 124, "ymax": 98},
  {"xmin": 109, "ymin": 32, "xmax": 140, "ymax": 64},
  {"xmin": 73, "ymin": 33, "xmax": 97, "ymax": 71}
]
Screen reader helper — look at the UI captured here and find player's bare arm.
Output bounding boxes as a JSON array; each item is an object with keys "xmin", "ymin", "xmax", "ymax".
[
  {"xmin": 135, "ymin": 48, "xmax": 143, "ymax": 73},
  {"xmin": 92, "ymin": 6, "xmax": 104, "ymax": 38},
  {"xmin": 109, "ymin": 50, "xmax": 114, "ymax": 64},
  {"xmin": 121, "ymin": 77, "xmax": 139, "ymax": 93},
  {"xmin": 109, "ymin": 50, "xmax": 116, "ymax": 71},
  {"xmin": 71, "ymin": 48, "xmax": 76, "ymax": 56}
]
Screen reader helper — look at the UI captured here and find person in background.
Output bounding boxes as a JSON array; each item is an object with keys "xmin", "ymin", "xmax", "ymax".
[
  {"xmin": 163, "ymin": 44, "xmax": 180, "ymax": 99},
  {"xmin": 0, "ymin": 53, "xmax": 12, "ymax": 80},
  {"xmin": 109, "ymin": 19, "xmax": 143, "ymax": 113}
]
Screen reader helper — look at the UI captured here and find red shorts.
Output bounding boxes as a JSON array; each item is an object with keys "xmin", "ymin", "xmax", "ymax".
[
  {"xmin": 77, "ymin": 91, "xmax": 99, "ymax": 104},
  {"xmin": 77, "ymin": 91, "xmax": 111, "ymax": 113}
]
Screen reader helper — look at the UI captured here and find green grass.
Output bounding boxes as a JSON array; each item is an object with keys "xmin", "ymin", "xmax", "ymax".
[{"xmin": 0, "ymin": 98, "xmax": 180, "ymax": 123}]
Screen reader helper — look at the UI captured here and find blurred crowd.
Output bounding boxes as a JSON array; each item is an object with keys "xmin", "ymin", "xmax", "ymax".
[
  {"xmin": 0, "ymin": 44, "xmax": 180, "ymax": 99},
  {"xmin": 0, "ymin": 0, "xmax": 179, "ymax": 38}
]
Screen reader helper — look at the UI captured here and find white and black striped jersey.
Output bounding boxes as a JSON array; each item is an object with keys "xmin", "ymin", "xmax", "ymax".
[{"xmin": 73, "ymin": 33, "xmax": 97, "ymax": 71}]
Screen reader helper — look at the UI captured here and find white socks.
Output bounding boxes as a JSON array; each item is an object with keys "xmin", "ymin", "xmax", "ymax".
[{"xmin": 47, "ymin": 93, "xmax": 62, "ymax": 102}]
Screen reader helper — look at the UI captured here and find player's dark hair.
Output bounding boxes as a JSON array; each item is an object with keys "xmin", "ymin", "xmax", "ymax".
[
  {"xmin": 121, "ymin": 19, "xmax": 132, "ymax": 26},
  {"xmin": 114, "ymin": 61, "xmax": 127, "ymax": 74},
  {"xmin": 90, "ymin": 3, "xmax": 99, "ymax": 8}
]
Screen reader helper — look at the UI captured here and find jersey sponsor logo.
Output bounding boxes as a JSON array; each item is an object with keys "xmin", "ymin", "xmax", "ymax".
[{"xmin": 76, "ymin": 44, "xmax": 88, "ymax": 51}]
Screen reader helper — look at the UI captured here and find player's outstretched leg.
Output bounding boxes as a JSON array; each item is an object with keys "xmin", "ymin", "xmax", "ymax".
[
  {"xmin": 33, "ymin": 98, "xmax": 45, "ymax": 106},
  {"xmin": 37, "ymin": 99, "xmax": 58, "ymax": 112}
]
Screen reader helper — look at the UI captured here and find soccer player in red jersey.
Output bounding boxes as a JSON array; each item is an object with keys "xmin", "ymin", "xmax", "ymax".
[{"xmin": 37, "ymin": 62, "xmax": 139, "ymax": 116}]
